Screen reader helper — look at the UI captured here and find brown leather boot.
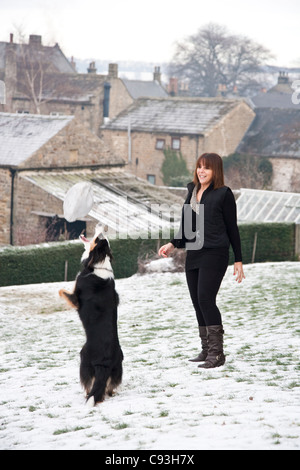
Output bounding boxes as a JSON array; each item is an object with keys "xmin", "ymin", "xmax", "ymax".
[
  {"xmin": 198, "ymin": 325, "xmax": 225, "ymax": 369},
  {"xmin": 189, "ymin": 326, "xmax": 208, "ymax": 362}
]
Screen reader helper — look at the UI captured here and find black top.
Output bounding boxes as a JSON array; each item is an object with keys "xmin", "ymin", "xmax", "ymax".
[{"xmin": 170, "ymin": 183, "xmax": 242, "ymax": 271}]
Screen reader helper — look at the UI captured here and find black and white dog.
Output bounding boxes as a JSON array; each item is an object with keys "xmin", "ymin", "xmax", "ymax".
[{"xmin": 59, "ymin": 225, "xmax": 123, "ymax": 406}]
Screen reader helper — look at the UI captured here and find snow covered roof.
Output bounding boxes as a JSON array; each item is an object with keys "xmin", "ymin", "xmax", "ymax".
[
  {"xmin": 0, "ymin": 113, "xmax": 74, "ymax": 167},
  {"xmin": 20, "ymin": 168, "xmax": 183, "ymax": 237},
  {"xmin": 102, "ymin": 97, "xmax": 244, "ymax": 135},
  {"xmin": 237, "ymin": 188, "xmax": 300, "ymax": 223}
]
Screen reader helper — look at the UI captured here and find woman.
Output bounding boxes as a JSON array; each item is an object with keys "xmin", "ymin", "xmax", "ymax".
[{"xmin": 158, "ymin": 153, "xmax": 245, "ymax": 369}]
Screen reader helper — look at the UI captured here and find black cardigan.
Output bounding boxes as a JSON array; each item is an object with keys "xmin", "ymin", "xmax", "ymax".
[{"xmin": 171, "ymin": 183, "xmax": 242, "ymax": 263}]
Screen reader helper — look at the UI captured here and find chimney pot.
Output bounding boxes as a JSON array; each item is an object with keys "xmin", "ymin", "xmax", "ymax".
[{"xmin": 10, "ymin": 33, "xmax": 13, "ymax": 43}]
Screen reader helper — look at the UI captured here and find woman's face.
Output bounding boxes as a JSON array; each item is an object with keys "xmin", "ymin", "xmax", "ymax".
[{"xmin": 196, "ymin": 163, "xmax": 213, "ymax": 186}]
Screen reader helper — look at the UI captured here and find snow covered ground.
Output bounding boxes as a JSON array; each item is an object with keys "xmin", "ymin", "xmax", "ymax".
[{"xmin": 0, "ymin": 261, "xmax": 299, "ymax": 450}]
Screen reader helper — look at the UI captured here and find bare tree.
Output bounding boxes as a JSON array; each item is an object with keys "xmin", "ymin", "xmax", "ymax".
[
  {"xmin": 169, "ymin": 23, "xmax": 274, "ymax": 97},
  {"xmin": 11, "ymin": 27, "xmax": 77, "ymax": 114}
]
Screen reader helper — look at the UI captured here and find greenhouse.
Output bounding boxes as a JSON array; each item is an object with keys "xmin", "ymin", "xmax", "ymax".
[{"xmin": 236, "ymin": 188, "xmax": 300, "ymax": 224}]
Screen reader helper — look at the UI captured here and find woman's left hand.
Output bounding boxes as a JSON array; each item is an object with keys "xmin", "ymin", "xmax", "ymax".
[{"xmin": 234, "ymin": 262, "xmax": 245, "ymax": 283}]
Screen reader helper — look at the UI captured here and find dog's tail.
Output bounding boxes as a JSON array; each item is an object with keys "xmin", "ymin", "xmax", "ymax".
[{"xmin": 59, "ymin": 289, "xmax": 79, "ymax": 309}]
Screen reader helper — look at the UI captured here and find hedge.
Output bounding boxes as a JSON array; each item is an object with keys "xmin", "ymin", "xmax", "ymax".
[
  {"xmin": 229, "ymin": 223, "xmax": 296, "ymax": 265},
  {"xmin": 0, "ymin": 223, "xmax": 296, "ymax": 287}
]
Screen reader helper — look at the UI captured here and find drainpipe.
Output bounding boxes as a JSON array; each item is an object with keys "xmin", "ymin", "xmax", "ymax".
[
  {"xmin": 103, "ymin": 82, "xmax": 111, "ymax": 123},
  {"xmin": 9, "ymin": 168, "xmax": 16, "ymax": 245},
  {"xmin": 128, "ymin": 117, "xmax": 132, "ymax": 163}
]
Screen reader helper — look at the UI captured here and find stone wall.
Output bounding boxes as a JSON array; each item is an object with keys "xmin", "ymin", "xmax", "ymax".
[
  {"xmin": 0, "ymin": 169, "xmax": 12, "ymax": 245},
  {"xmin": 108, "ymin": 78, "xmax": 134, "ymax": 120},
  {"xmin": 270, "ymin": 157, "xmax": 300, "ymax": 192},
  {"xmin": 204, "ymin": 101, "xmax": 255, "ymax": 156},
  {"xmin": 100, "ymin": 101, "xmax": 255, "ymax": 185},
  {"xmin": 12, "ymin": 176, "xmax": 63, "ymax": 245},
  {"xmin": 19, "ymin": 117, "xmax": 121, "ymax": 169},
  {"xmin": 12, "ymin": 175, "xmax": 96, "ymax": 246}
]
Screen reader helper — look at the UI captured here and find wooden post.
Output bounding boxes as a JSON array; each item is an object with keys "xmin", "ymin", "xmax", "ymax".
[
  {"xmin": 64, "ymin": 260, "xmax": 68, "ymax": 282},
  {"xmin": 251, "ymin": 232, "xmax": 257, "ymax": 264},
  {"xmin": 295, "ymin": 224, "xmax": 300, "ymax": 260}
]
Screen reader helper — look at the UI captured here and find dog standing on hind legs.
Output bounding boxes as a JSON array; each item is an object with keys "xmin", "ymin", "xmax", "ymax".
[{"xmin": 59, "ymin": 224, "xmax": 123, "ymax": 406}]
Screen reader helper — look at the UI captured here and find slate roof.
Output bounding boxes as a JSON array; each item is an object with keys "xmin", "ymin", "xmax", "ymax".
[
  {"xmin": 237, "ymin": 108, "xmax": 300, "ymax": 159},
  {"xmin": 121, "ymin": 79, "xmax": 168, "ymax": 99},
  {"xmin": 0, "ymin": 113, "xmax": 74, "ymax": 167},
  {"xmin": 20, "ymin": 168, "xmax": 183, "ymax": 237},
  {"xmin": 251, "ymin": 80, "xmax": 298, "ymax": 109},
  {"xmin": 30, "ymin": 72, "xmax": 106, "ymax": 104},
  {"xmin": 251, "ymin": 91, "xmax": 298, "ymax": 109},
  {"xmin": 0, "ymin": 41, "xmax": 75, "ymax": 74},
  {"xmin": 102, "ymin": 97, "xmax": 243, "ymax": 135}
]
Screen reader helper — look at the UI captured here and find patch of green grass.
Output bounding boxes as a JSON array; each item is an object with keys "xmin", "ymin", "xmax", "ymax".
[
  {"xmin": 111, "ymin": 422, "xmax": 129, "ymax": 430},
  {"xmin": 53, "ymin": 426, "xmax": 86, "ymax": 435}
]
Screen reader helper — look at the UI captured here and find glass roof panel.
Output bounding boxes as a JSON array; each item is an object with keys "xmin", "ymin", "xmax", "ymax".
[{"xmin": 237, "ymin": 189, "xmax": 300, "ymax": 224}]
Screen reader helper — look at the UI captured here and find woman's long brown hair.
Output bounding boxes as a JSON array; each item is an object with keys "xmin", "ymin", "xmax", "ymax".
[{"xmin": 193, "ymin": 153, "xmax": 225, "ymax": 189}]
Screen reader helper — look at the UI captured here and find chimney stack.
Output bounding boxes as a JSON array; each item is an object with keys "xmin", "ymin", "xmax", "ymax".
[
  {"xmin": 87, "ymin": 61, "xmax": 97, "ymax": 73},
  {"xmin": 168, "ymin": 77, "xmax": 178, "ymax": 96},
  {"xmin": 108, "ymin": 63, "xmax": 118, "ymax": 78},
  {"xmin": 70, "ymin": 56, "xmax": 76, "ymax": 70},
  {"xmin": 29, "ymin": 35, "xmax": 42, "ymax": 46},
  {"xmin": 10, "ymin": 33, "xmax": 13, "ymax": 43},
  {"xmin": 278, "ymin": 71, "xmax": 289, "ymax": 85}
]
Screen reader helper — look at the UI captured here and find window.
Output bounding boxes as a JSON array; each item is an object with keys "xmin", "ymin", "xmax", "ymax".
[
  {"xmin": 156, "ymin": 139, "xmax": 165, "ymax": 150},
  {"xmin": 44, "ymin": 215, "xmax": 86, "ymax": 242},
  {"xmin": 147, "ymin": 174, "xmax": 156, "ymax": 185},
  {"xmin": 171, "ymin": 137, "xmax": 181, "ymax": 150}
]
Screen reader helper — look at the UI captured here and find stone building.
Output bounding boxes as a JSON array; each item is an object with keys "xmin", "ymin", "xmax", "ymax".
[
  {"xmin": 0, "ymin": 112, "xmax": 182, "ymax": 246},
  {"xmin": 100, "ymin": 97, "xmax": 255, "ymax": 185},
  {"xmin": 237, "ymin": 108, "xmax": 300, "ymax": 192},
  {"xmin": 251, "ymin": 71, "xmax": 299, "ymax": 110},
  {"xmin": 0, "ymin": 34, "xmax": 167, "ymax": 136},
  {"xmin": 236, "ymin": 72, "xmax": 300, "ymax": 192}
]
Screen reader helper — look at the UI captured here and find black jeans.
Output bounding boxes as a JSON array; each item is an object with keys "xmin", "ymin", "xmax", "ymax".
[{"xmin": 185, "ymin": 267, "xmax": 227, "ymax": 327}]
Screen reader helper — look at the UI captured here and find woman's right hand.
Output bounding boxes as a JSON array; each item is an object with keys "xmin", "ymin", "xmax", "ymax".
[{"xmin": 158, "ymin": 242, "xmax": 175, "ymax": 258}]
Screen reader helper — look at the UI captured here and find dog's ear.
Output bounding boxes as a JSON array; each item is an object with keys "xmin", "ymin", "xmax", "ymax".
[{"xmin": 87, "ymin": 238, "xmax": 110, "ymax": 267}]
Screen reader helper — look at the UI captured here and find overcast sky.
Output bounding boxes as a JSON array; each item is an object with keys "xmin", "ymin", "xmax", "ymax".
[{"xmin": 0, "ymin": 0, "xmax": 299, "ymax": 66}]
